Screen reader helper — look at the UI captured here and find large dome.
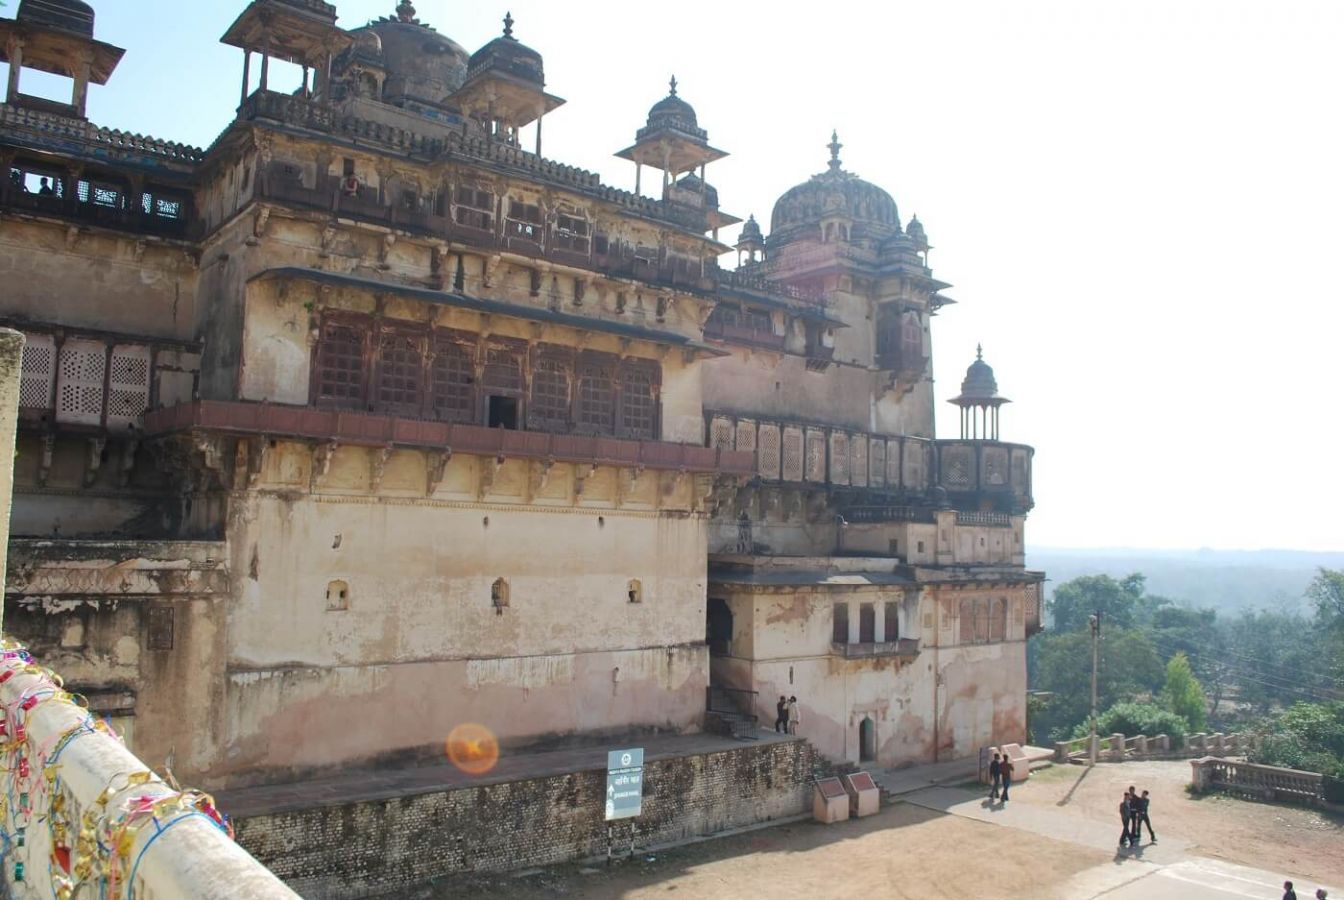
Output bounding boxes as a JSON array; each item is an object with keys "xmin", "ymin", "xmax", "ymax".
[
  {"xmin": 769, "ymin": 132, "xmax": 900, "ymax": 244},
  {"xmin": 352, "ymin": 2, "xmax": 469, "ymax": 108}
]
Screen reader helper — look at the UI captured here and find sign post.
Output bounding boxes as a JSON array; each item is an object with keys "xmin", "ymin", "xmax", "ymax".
[{"xmin": 605, "ymin": 747, "xmax": 644, "ymax": 821}]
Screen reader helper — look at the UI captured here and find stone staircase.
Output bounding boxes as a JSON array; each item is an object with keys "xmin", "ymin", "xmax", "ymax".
[{"xmin": 705, "ymin": 708, "xmax": 759, "ymax": 741}]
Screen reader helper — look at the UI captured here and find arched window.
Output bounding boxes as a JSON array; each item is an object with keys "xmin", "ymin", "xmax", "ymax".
[
  {"xmin": 325, "ymin": 580, "xmax": 349, "ymax": 611},
  {"xmin": 973, "ymin": 599, "xmax": 992, "ymax": 644},
  {"xmin": 627, "ymin": 579, "xmax": 643, "ymax": 604},
  {"xmin": 431, "ymin": 336, "xmax": 475, "ymax": 422},
  {"xmin": 989, "ymin": 598, "xmax": 1007, "ymax": 642}
]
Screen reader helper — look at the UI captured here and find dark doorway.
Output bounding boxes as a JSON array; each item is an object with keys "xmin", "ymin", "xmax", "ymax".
[
  {"xmin": 860, "ymin": 717, "xmax": 876, "ymax": 762},
  {"xmin": 706, "ymin": 597, "xmax": 733, "ymax": 655},
  {"xmin": 859, "ymin": 603, "xmax": 876, "ymax": 643},
  {"xmin": 487, "ymin": 395, "xmax": 519, "ymax": 429}
]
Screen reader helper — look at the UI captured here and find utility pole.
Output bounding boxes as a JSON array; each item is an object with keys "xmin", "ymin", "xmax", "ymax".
[{"xmin": 1088, "ymin": 611, "xmax": 1101, "ymax": 767}]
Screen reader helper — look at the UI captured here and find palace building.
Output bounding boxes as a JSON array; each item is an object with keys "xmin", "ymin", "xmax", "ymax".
[{"xmin": 0, "ymin": 0, "xmax": 1041, "ymax": 788}]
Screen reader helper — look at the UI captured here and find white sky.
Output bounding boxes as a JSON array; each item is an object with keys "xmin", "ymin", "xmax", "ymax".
[{"xmin": 8, "ymin": 1, "xmax": 1344, "ymax": 551}]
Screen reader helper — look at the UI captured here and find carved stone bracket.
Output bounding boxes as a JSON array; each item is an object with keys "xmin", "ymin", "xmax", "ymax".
[
  {"xmin": 319, "ymin": 225, "xmax": 338, "ymax": 258},
  {"xmin": 370, "ymin": 444, "xmax": 394, "ymax": 492},
  {"xmin": 246, "ymin": 436, "xmax": 268, "ymax": 488},
  {"xmin": 526, "ymin": 457, "xmax": 555, "ymax": 503},
  {"xmin": 709, "ymin": 475, "xmax": 740, "ymax": 518},
  {"xmin": 616, "ymin": 464, "xmax": 644, "ymax": 508},
  {"xmin": 483, "ymin": 254, "xmax": 502, "ymax": 288},
  {"xmin": 82, "ymin": 437, "xmax": 106, "ymax": 488},
  {"xmin": 780, "ymin": 489, "xmax": 803, "ymax": 522},
  {"xmin": 805, "ymin": 490, "xmax": 831, "ymax": 524},
  {"xmin": 478, "ymin": 453, "xmax": 504, "ymax": 501},
  {"xmin": 378, "ymin": 233, "xmax": 396, "ymax": 269},
  {"xmin": 692, "ymin": 472, "xmax": 716, "ymax": 513},
  {"xmin": 572, "ymin": 463, "xmax": 595, "ymax": 503},
  {"xmin": 426, "ymin": 448, "xmax": 452, "ymax": 496},
  {"xmin": 119, "ymin": 438, "xmax": 140, "ymax": 488},
  {"xmin": 310, "ymin": 440, "xmax": 339, "ymax": 491}
]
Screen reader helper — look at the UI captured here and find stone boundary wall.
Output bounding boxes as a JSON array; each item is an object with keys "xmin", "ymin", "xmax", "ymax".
[
  {"xmin": 234, "ymin": 739, "xmax": 814, "ymax": 900},
  {"xmin": 1189, "ymin": 756, "xmax": 1325, "ymax": 807},
  {"xmin": 1054, "ymin": 731, "xmax": 1258, "ymax": 764}
]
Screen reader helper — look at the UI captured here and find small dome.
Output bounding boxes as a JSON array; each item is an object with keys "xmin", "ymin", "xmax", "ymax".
[
  {"xmin": 907, "ymin": 215, "xmax": 928, "ymax": 251},
  {"xmin": 674, "ymin": 173, "xmax": 718, "ymax": 208},
  {"xmin": 739, "ymin": 214, "xmax": 764, "ymax": 243},
  {"xmin": 637, "ymin": 77, "xmax": 707, "ymax": 142},
  {"xmin": 769, "ymin": 132, "xmax": 900, "ymax": 245},
  {"xmin": 959, "ymin": 345, "xmax": 1000, "ymax": 400},
  {"xmin": 16, "ymin": 0, "xmax": 94, "ymax": 37},
  {"xmin": 467, "ymin": 12, "xmax": 544, "ymax": 86},
  {"xmin": 348, "ymin": 3, "xmax": 471, "ymax": 106}
]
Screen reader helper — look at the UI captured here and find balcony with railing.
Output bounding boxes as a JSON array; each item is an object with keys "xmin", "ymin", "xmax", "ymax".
[{"xmin": 831, "ymin": 638, "xmax": 921, "ymax": 660}]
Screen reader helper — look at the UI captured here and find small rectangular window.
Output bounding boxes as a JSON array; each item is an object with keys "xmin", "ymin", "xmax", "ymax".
[{"xmin": 884, "ymin": 602, "xmax": 900, "ymax": 642}]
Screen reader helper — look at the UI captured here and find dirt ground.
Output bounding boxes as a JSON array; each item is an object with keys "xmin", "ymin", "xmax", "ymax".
[
  {"xmin": 418, "ymin": 803, "xmax": 1109, "ymax": 900},
  {"xmin": 1017, "ymin": 760, "xmax": 1344, "ymax": 886}
]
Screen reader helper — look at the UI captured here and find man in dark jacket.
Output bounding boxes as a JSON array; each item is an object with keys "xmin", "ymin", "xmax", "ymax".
[
  {"xmin": 1135, "ymin": 789, "xmax": 1156, "ymax": 843},
  {"xmin": 988, "ymin": 752, "xmax": 1002, "ymax": 800},
  {"xmin": 1118, "ymin": 793, "xmax": 1134, "ymax": 848},
  {"xmin": 999, "ymin": 757, "xmax": 1014, "ymax": 801},
  {"xmin": 775, "ymin": 696, "xmax": 788, "ymax": 733}
]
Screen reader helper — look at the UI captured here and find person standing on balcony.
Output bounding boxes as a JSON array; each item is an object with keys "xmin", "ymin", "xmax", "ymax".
[
  {"xmin": 787, "ymin": 696, "xmax": 800, "ymax": 734},
  {"xmin": 38, "ymin": 177, "xmax": 55, "ymax": 196},
  {"xmin": 988, "ymin": 752, "xmax": 1003, "ymax": 801},
  {"xmin": 775, "ymin": 696, "xmax": 788, "ymax": 734}
]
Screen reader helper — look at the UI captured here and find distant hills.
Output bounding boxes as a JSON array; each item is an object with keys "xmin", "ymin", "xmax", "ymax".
[{"xmin": 1027, "ymin": 547, "xmax": 1344, "ymax": 616}]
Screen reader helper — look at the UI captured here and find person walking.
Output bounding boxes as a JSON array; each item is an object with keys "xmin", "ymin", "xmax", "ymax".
[
  {"xmin": 999, "ymin": 756, "xmax": 1014, "ymax": 802},
  {"xmin": 1135, "ymin": 789, "xmax": 1156, "ymax": 843},
  {"xmin": 786, "ymin": 696, "xmax": 800, "ymax": 734},
  {"xmin": 774, "ymin": 696, "xmax": 788, "ymax": 734},
  {"xmin": 1282, "ymin": 883, "xmax": 1297, "ymax": 900},
  {"xmin": 1118, "ymin": 792, "xmax": 1134, "ymax": 848},
  {"xmin": 1126, "ymin": 786, "xmax": 1141, "ymax": 843},
  {"xmin": 988, "ymin": 752, "xmax": 1002, "ymax": 801}
]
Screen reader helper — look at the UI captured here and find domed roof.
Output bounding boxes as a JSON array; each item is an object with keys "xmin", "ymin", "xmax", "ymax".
[
  {"xmin": 956, "ymin": 345, "xmax": 1007, "ymax": 402},
  {"xmin": 467, "ymin": 13, "xmax": 544, "ymax": 86},
  {"xmin": 351, "ymin": 2, "xmax": 470, "ymax": 106},
  {"xmin": 674, "ymin": 172, "xmax": 718, "ymax": 207},
  {"xmin": 16, "ymin": 0, "xmax": 95, "ymax": 37},
  {"xmin": 906, "ymin": 215, "xmax": 928, "ymax": 250},
  {"xmin": 637, "ymin": 77, "xmax": 707, "ymax": 142},
  {"xmin": 769, "ymin": 132, "xmax": 900, "ymax": 242}
]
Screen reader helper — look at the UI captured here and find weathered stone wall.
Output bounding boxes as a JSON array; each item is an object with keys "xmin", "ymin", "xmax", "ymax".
[{"xmin": 233, "ymin": 739, "xmax": 813, "ymax": 900}]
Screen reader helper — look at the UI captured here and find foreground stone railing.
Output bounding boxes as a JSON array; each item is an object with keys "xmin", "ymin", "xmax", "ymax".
[
  {"xmin": 0, "ymin": 642, "xmax": 299, "ymax": 899},
  {"xmin": 1189, "ymin": 757, "xmax": 1325, "ymax": 806},
  {"xmin": 1054, "ymin": 730, "xmax": 1259, "ymax": 764}
]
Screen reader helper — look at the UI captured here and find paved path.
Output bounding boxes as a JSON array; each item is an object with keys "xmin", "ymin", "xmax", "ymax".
[{"xmin": 904, "ymin": 784, "xmax": 1337, "ymax": 899}]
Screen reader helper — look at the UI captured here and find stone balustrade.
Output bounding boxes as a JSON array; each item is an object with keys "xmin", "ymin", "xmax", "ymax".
[
  {"xmin": 1053, "ymin": 730, "xmax": 1257, "ymax": 764},
  {"xmin": 1189, "ymin": 757, "xmax": 1325, "ymax": 806}
]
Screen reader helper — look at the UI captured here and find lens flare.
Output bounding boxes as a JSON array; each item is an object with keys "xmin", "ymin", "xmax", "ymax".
[{"xmin": 446, "ymin": 723, "xmax": 499, "ymax": 775}]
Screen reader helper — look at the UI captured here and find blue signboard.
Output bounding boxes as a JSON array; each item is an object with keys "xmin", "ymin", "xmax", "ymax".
[{"xmin": 605, "ymin": 748, "xmax": 644, "ymax": 820}]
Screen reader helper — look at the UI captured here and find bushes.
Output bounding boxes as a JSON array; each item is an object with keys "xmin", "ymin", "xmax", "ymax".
[
  {"xmin": 1072, "ymin": 701, "xmax": 1189, "ymax": 742},
  {"xmin": 1249, "ymin": 702, "xmax": 1344, "ymax": 799}
]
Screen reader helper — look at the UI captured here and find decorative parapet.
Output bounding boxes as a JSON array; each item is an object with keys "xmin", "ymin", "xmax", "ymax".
[
  {"xmin": 0, "ymin": 103, "xmax": 203, "ymax": 167},
  {"xmin": 0, "ymin": 642, "xmax": 298, "ymax": 899},
  {"xmin": 1052, "ymin": 731, "xmax": 1258, "ymax": 764}
]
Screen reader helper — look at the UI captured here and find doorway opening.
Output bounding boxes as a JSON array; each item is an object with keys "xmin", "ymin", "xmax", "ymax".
[
  {"xmin": 860, "ymin": 716, "xmax": 876, "ymax": 762},
  {"xmin": 706, "ymin": 597, "xmax": 733, "ymax": 656},
  {"xmin": 487, "ymin": 395, "xmax": 518, "ymax": 429}
]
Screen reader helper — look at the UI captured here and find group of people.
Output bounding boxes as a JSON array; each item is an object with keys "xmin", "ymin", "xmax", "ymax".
[
  {"xmin": 1118, "ymin": 786, "xmax": 1156, "ymax": 848},
  {"xmin": 1283, "ymin": 882, "xmax": 1328, "ymax": 899},
  {"xmin": 987, "ymin": 751, "xmax": 1016, "ymax": 802},
  {"xmin": 773, "ymin": 696, "xmax": 800, "ymax": 734}
]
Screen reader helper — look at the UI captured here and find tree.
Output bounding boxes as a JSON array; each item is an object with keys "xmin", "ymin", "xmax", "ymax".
[
  {"xmin": 1074, "ymin": 701, "xmax": 1190, "ymax": 742},
  {"xmin": 1308, "ymin": 568, "xmax": 1344, "ymax": 629},
  {"xmin": 1160, "ymin": 652, "xmax": 1208, "ymax": 732},
  {"xmin": 1046, "ymin": 573, "xmax": 1170, "ymax": 634},
  {"xmin": 1028, "ymin": 628, "xmax": 1165, "ymax": 741}
]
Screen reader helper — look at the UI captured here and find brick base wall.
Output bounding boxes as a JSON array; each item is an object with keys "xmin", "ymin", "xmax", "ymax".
[{"xmin": 234, "ymin": 739, "xmax": 814, "ymax": 899}]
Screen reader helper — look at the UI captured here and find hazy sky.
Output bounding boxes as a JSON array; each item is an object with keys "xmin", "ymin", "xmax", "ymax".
[{"xmin": 7, "ymin": 1, "xmax": 1343, "ymax": 551}]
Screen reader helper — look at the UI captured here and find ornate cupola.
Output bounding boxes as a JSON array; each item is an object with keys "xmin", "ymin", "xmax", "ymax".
[
  {"xmin": 948, "ymin": 345, "xmax": 1012, "ymax": 440},
  {"xmin": 0, "ymin": 0, "xmax": 125, "ymax": 119},
  {"xmin": 616, "ymin": 76, "xmax": 728, "ymax": 199},
  {"xmin": 768, "ymin": 131, "xmax": 902, "ymax": 252},
  {"xmin": 736, "ymin": 214, "xmax": 765, "ymax": 266},
  {"xmin": 222, "ymin": 0, "xmax": 350, "ymax": 106},
  {"xmin": 452, "ymin": 13, "xmax": 564, "ymax": 153}
]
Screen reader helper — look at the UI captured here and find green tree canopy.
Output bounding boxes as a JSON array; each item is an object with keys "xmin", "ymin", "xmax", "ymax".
[
  {"xmin": 1028, "ymin": 628, "xmax": 1165, "ymax": 742},
  {"xmin": 1160, "ymin": 651, "xmax": 1208, "ymax": 732},
  {"xmin": 1073, "ymin": 701, "xmax": 1189, "ymax": 742},
  {"xmin": 1047, "ymin": 573, "xmax": 1171, "ymax": 633}
]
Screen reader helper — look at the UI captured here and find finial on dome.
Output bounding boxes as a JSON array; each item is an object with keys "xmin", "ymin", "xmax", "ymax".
[
  {"xmin": 503, "ymin": 11, "xmax": 514, "ymax": 38},
  {"xmin": 396, "ymin": 0, "xmax": 416, "ymax": 22},
  {"xmin": 669, "ymin": 75, "xmax": 678, "ymax": 96},
  {"xmin": 828, "ymin": 130, "xmax": 842, "ymax": 172},
  {"xmin": 976, "ymin": 343, "xmax": 983, "ymax": 361}
]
